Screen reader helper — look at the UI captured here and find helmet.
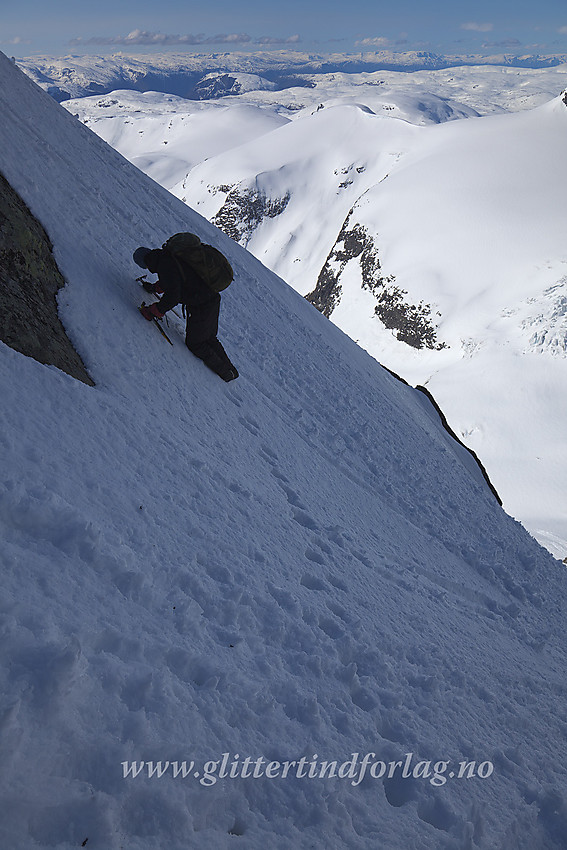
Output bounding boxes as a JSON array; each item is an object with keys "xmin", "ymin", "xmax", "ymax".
[{"xmin": 133, "ymin": 246, "xmax": 151, "ymax": 268}]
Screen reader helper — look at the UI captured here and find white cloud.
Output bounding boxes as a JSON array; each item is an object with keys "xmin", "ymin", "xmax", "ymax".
[
  {"xmin": 558, "ymin": 26, "xmax": 567, "ymax": 35},
  {"xmin": 70, "ymin": 30, "xmax": 253, "ymax": 47},
  {"xmin": 482, "ymin": 38, "xmax": 521, "ymax": 48},
  {"xmin": 1, "ymin": 36, "xmax": 30, "ymax": 45},
  {"xmin": 255, "ymin": 34, "xmax": 301, "ymax": 45},
  {"xmin": 461, "ymin": 22, "xmax": 494, "ymax": 33},
  {"xmin": 70, "ymin": 30, "xmax": 301, "ymax": 48},
  {"xmin": 354, "ymin": 37, "xmax": 390, "ymax": 48}
]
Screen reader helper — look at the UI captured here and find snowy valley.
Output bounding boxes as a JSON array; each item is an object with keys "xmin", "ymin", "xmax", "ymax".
[{"xmin": 1, "ymin": 50, "xmax": 567, "ymax": 849}]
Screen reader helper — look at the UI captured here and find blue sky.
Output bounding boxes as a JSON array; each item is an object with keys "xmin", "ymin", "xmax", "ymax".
[{"xmin": 2, "ymin": 0, "xmax": 567, "ymax": 57}]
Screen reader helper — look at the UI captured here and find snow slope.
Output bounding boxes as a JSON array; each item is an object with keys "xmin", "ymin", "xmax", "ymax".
[
  {"xmin": 70, "ymin": 78, "xmax": 567, "ymax": 556},
  {"xmin": 174, "ymin": 92, "xmax": 567, "ymax": 556},
  {"xmin": 1, "ymin": 51, "xmax": 567, "ymax": 850}
]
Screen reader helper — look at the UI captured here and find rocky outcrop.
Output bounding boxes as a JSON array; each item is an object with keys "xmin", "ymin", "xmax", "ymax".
[
  {"xmin": 307, "ymin": 211, "xmax": 447, "ymax": 350},
  {"xmin": 0, "ymin": 172, "xmax": 93, "ymax": 385},
  {"xmin": 212, "ymin": 186, "xmax": 290, "ymax": 245},
  {"xmin": 189, "ymin": 72, "xmax": 278, "ymax": 99}
]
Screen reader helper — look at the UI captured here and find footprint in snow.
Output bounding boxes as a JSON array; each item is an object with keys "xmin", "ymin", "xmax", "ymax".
[
  {"xmin": 238, "ymin": 415, "xmax": 261, "ymax": 436},
  {"xmin": 300, "ymin": 572, "xmax": 328, "ymax": 591},
  {"xmin": 292, "ymin": 509, "xmax": 319, "ymax": 531}
]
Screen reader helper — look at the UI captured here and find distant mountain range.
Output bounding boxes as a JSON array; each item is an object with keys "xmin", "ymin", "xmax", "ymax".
[{"xmin": 16, "ymin": 50, "xmax": 567, "ymax": 101}]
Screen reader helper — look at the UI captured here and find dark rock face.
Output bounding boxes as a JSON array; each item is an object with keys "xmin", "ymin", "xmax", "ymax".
[
  {"xmin": 191, "ymin": 74, "xmax": 244, "ymax": 100},
  {"xmin": 192, "ymin": 74, "xmax": 242, "ymax": 100},
  {"xmin": 307, "ymin": 211, "xmax": 447, "ymax": 351},
  {"xmin": 0, "ymin": 172, "xmax": 94, "ymax": 385},
  {"xmin": 212, "ymin": 186, "xmax": 291, "ymax": 245}
]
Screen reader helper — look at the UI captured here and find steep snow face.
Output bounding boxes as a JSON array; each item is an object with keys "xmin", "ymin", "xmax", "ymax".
[
  {"xmin": 1, "ymin": 52, "xmax": 567, "ymax": 850},
  {"xmin": 65, "ymin": 78, "xmax": 567, "ymax": 555}
]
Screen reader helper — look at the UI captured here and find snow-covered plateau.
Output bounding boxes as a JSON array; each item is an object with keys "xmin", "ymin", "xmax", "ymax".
[
  {"xmin": 53, "ymin": 56, "xmax": 567, "ymax": 558},
  {"xmin": 1, "ymin": 51, "xmax": 567, "ymax": 849}
]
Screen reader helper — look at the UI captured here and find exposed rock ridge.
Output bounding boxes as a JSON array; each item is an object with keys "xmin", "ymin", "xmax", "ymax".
[
  {"xmin": 0, "ymin": 171, "xmax": 93, "ymax": 385},
  {"xmin": 306, "ymin": 210, "xmax": 447, "ymax": 350}
]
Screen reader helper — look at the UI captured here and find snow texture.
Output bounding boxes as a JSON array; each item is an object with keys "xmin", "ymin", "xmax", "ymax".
[{"xmin": 1, "ymin": 52, "xmax": 567, "ymax": 850}]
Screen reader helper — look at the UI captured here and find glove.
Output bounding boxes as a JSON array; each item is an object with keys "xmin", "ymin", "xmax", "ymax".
[
  {"xmin": 140, "ymin": 302, "xmax": 165, "ymax": 321},
  {"xmin": 142, "ymin": 281, "xmax": 165, "ymax": 296}
]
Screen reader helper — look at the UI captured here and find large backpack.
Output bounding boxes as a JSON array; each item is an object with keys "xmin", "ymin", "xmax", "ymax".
[{"xmin": 162, "ymin": 232, "xmax": 233, "ymax": 293}]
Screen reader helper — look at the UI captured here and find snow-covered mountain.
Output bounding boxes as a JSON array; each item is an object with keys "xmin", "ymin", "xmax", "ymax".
[
  {"xmin": 17, "ymin": 50, "xmax": 567, "ymax": 104},
  {"xmin": 62, "ymin": 74, "xmax": 567, "ymax": 558},
  {"xmin": 63, "ymin": 89, "xmax": 290, "ymax": 192},
  {"xmin": 182, "ymin": 92, "xmax": 567, "ymax": 558},
  {"xmin": 2, "ymin": 50, "xmax": 567, "ymax": 849}
]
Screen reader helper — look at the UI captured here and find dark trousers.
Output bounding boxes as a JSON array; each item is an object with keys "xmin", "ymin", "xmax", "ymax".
[{"xmin": 185, "ymin": 295, "xmax": 235, "ymax": 378}]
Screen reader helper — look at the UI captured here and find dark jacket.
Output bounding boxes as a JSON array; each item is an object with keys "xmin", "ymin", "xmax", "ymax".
[{"xmin": 145, "ymin": 248, "xmax": 215, "ymax": 315}]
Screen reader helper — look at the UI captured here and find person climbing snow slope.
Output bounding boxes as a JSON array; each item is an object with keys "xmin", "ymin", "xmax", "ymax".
[{"xmin": 133, "ymin": 233, "xmax": 238, "ymax": 382}]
